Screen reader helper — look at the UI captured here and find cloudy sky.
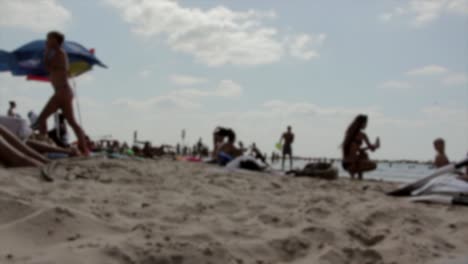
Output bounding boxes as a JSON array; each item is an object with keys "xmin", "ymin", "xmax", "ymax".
[{"xmin": 0, "ymin": 0, "xmax": 467, "ymax": 160}]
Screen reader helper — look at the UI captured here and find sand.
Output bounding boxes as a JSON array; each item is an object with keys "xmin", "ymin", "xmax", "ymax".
[{"xmin": 0, "ymin": 157, "xmax": 467, "ymax": 264}]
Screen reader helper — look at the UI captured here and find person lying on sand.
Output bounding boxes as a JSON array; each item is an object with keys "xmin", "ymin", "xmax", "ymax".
[
  {"xmin": 0, "ymin": 124, "xmax": 76, "ymax": 167},
  {"xmin": 433, "ymin": 138, "xmax": 450, "ymax": 168},
  {"xmin": 341, "ymin": 114, "xmax": 380, "ymax": 180}
]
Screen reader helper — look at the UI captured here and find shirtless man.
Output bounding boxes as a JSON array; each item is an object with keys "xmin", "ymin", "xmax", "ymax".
[
  {"xmin": 279, "ymin": 126, "xmax": 294, "ymax": 170},
  {"xmin": 35, "ymin": 31, "xmax": 89, "ymax": 155},
  {"xmin": 433, "ymin": 138, "xmax": 449, "ymax": 168}
]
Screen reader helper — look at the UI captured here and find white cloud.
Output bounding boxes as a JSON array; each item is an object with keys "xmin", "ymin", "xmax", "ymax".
[
  {"xmin": 139, "ymin": 69, "xmax": 151, "ymax": 78},
  {"xmin": 261, "ymin": 100, "xmax": 383, "ymax": 119},
  {"xmin": 442, "ymin": 72, "xmax": 468, "ymax": 86},
  {"xmin": 378, "ymin": 80, "xmax": 413, "ymax": 90},
  {"xmin": 380, "ymin": 0, "xmax": 468, "ymax": 27},
  {"xmin": 0, "ymin": 0, "xmax": 71, "ymax": 32},
  {"xmin": 114, "ymin": 79, "xmax": 242, "ymax": 111},
  {"xmin": 422, "ymin": 105, "xmax": 466, "ymax": 117},
  {"xmin": 173, "ymin": 79, "xmax": 243, "ymax": 98},
  {"xmin": 406, "ymin": 64, "xmax": 448, "ymax": 76},
  {"xmin": 289, "ymin": 33, "xmax": 326, "ymax": 60},
  {"xmin": 170, "ymin": 74, "xmax": 207, "ymax": 86},
  {"xmin": 113, "ymin": 95, "xmax": 201, "ymax": 111},
  {"xmin": 105, "ymin": 0, "xmax": 324, "ymax": 66},
  {"xmin": 421, "ymin": 105, "xmax": 467, "ymax": 125}
]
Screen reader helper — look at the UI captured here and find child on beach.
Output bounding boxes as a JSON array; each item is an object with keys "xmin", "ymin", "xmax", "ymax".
[
  {"xmin": 34, "ymin": 31, "xmax": 89, "ymax": 155},
  {"xmin": 433, "ymin": 138, "xmax": 450, "ymax": 168}
]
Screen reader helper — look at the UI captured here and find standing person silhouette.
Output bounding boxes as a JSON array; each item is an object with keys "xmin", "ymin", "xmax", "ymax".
[
  {"xmin": 34, "ymin": 31, "xmax": 89, "ymax": 155},
  {"xmin": 279, "ymin": 126, "xmax": 294, "ymax": 170}
]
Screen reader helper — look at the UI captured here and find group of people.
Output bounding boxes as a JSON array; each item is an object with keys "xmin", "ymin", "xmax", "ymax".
[
  {"xmin": 1, "ymin": 30, "xmax": 465, "ymax": 181},
  {"xmin": 210, "ymin": 118, "xmax": 376, "ymax": 178},
  {"xmin": 1, "ymin": 31, "xmax": 89, "ymax": 167},
  {"xmin": 210, "ymin": 125, "xmax": 295, "ymax": 170}
]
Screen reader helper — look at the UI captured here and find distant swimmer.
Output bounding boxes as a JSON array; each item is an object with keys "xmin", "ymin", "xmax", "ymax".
[
  {"xmin": 279, "ymin": 126, "xmax": 294, "ymax": 170},
  {"xmin": 433, "ymin": 138, "xmax": 450, "ymax": 168},
  {"xmin": 341, "ymin": 114, "xmax": 380, "ymax": 180}
]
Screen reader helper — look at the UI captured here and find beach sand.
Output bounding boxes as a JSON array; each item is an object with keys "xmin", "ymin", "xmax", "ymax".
[{"xmin": 0, "ymin": 157, "xmax": 467, "ymax": 264}]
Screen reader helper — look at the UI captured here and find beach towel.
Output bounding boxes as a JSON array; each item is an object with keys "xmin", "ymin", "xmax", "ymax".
[
  {"xmin": 412, "ymin": 174, "xmax": 468, "ymax": 196},
  {"xmin": 226, "ymin": 156, "xmax": 266, "ymax": 171}
]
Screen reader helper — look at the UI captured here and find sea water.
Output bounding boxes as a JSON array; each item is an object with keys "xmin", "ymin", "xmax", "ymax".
[{"xmin": 272, "ymin": 160, "xmax": 434, "ymax": 183}]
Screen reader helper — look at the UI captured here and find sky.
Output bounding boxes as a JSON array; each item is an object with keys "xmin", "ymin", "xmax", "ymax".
[{"xmin": 0, "ymin": 0, "xmax": 467, "ymax": 161}]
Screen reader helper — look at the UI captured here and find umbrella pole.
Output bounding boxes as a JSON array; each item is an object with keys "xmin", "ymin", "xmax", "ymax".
[{"xmin": 71, "ymin": 78, "xmax": 83, "ymax": 127}]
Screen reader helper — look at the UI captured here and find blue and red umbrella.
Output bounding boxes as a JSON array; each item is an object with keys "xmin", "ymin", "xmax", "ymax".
[{"xmin": 0, "ymin": 40, "xmax": 106, "ymax": 81}]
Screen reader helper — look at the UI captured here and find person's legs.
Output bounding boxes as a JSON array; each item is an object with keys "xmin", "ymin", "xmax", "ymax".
[
  {"xmin": 0, "ymin": 136, "xmax": 44, "ymax": 167},
  {"xmin": 289, "ymin": 154, "xmax": 293, "ymax": 170},
  {"xmin": 0, "ymin": 125, "xmax": 48, "ymax": 163},
  {"xmin": 60, "ymin": 94, "xmax": 88, "ymax": 155},
  {"xmin": 26, "ymin": 140, "xmax": 73, "ymax": 155},
  {"xmin": 36, "ymin": 95, "xmax": 59, "ymax": 135},
  {"xmin": 281, "ymin": 154, "xmax": 285, "ymax": 170},
  {"xmin": 355, "ymin": 160, "xmax": 377, "ymax": 180}
]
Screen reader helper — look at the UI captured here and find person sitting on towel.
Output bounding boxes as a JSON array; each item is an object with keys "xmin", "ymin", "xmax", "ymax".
[{"xmin": 433, "ymin": 138, "xmax": 450, "ymax": 168}]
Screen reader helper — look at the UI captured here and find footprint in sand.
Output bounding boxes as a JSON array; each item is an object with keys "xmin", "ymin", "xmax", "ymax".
[
  {"xmin": 268, "ymin": 236, "xmax": 310, "ymax": 262},
  {"xmin": 346, "ymin": 227, "xmax": 386, "ymax": 247},
  {"xmin": 0, "ymin": 206, "xmax": 123, "ymax": 252},
  {"xmin": 301, "ymin": 226, "xmax": 336, "ymax": 245},
  {"xmin": 0, "ymin": 196, "xmax": 36, "ymax": 226},
  {"xmin": 319, "ymin": 247, "xmax": 384, "ymax": 264}
]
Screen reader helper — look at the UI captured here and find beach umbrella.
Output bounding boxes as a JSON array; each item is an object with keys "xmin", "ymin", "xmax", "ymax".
[
  {"xmin": 0, "ymin": 39, "xmax": 107, "ymax": 125},
  {"xmin": 0, "ymin": 39, "xmax": 106, "ymax": 81}
]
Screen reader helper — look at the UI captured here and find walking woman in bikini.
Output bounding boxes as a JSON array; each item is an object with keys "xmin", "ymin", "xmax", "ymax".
[{"xmin": 35, "ymin": 31, "xmax": 89, "ymax": 155}]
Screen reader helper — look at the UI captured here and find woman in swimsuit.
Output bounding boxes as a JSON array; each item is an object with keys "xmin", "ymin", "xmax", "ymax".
[
  {"xmin": 341, "ymin": 114, "xmax": 380, "ymax": 180},
  {"xmin": 35, "ymin": 31, "xmax": 89, "ymax": 155}
]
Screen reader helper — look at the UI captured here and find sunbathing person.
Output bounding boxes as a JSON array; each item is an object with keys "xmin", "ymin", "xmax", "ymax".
[
  {"xmin": 0, "ymin": 124, "xmax": 77, "ymax": 167},
  {"xmin": 0, "ymin": 125, "xmax": 47, "ymax": 167},
  {"xmin": 433, "ymin": 138, "xmax": 450, "ymax": 168},
  {"xmin": 341, "ymin": 114, "xmax": 380, "ymax": 180}
]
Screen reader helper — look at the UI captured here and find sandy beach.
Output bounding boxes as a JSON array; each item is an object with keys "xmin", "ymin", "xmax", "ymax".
[{"xmin": 0, "ymin": 158, "xmax": 467, "ymax": 264}]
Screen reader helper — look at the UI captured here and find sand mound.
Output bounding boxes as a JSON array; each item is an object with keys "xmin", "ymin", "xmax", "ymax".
[{"xmin": 0, "ymin": 158, "xmax": 467, "ymax": 264}]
